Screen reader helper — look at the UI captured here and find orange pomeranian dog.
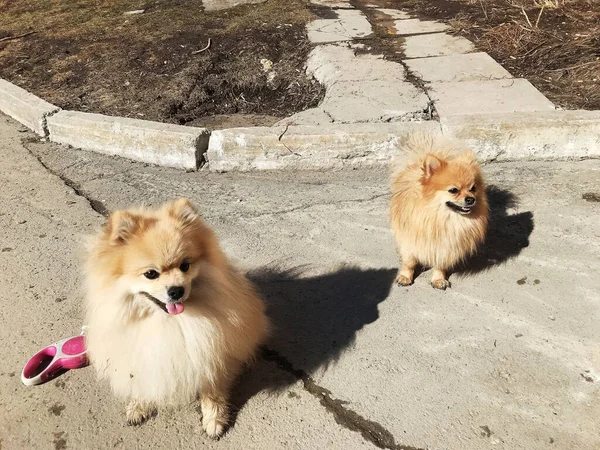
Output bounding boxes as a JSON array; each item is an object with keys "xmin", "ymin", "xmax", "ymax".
[
  {"xmin": 83, "ymin": 198, "xmax": 269, "ymax": 437},
  {"xmin": 390, "ymin": 134, "xmax": 489, "ymax": 289}
]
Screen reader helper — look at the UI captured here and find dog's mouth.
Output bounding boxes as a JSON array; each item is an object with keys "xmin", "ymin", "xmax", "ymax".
[
  {"xmin": 140, "ymin": 292, "xmax": 185, "ymax": 315},
  {"xmin": 446, "ymin": 201, "xmax": 474, "ymax": 215}
]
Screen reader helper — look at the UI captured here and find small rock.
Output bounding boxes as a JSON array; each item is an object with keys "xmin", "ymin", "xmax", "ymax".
[
  {"xmin": 123, "ymin": 9, "xmax": 145, "ymax": 15},
  {"xmin": 479, "ymin": 425, "xmax": 492, "ymax": 437},
  {"xmin": 582, "ymin": 192, "xmax": 600, "ymax": 202},
  {"xmin": 580, "ymin": 372, "xmax": 594, "ymax": 383},
  {"xmin": 260, "ymin": 58, "xmax": 273, "ymax": 72}
]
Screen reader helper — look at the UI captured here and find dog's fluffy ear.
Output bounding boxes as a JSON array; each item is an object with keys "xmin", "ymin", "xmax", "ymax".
[
  {"xmin": 105, "ymin": 211, "xmax": 140, "ymax": 245},
  {"xmin": 457, "ymin": 149, "xmax": 477, "ymax": 164},
  {"xmin": 167, "ymin": 198, "xmax": 199, "ymax": 225},
  {"xmin": 422, "ymin": 154, "xmax": 442, "ymax": 179}
]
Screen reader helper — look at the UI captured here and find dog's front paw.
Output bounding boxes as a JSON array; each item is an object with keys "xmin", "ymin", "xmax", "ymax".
[
  {"xmin": 396, "ymin": 275, "xmax": 413, "ymax": 286},
  {"xmin": 126, "ymin": 400, "xmax": 155, "ymax": 426},
  {"xmin": 203, "ymin": 417, "xmax": 226, "ymax": 439},
  {"xmin": 201, "ymin": 396, "xmax": 228, "ymax": 439},
  {"xmin": 431, "ymin": 279, "xmax": 450, "ymax": 290}
]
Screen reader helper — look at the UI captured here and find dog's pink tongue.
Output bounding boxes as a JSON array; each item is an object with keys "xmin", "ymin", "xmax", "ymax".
[{"xmin": 166, "ymin": 302, "xmax": 185, "ymax": 315}]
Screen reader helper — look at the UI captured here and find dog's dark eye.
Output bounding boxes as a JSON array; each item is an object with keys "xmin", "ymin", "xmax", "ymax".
[
  {"xmin": 470, "ymin": 185, "xmax": 477, "ymax": 192},
  {"xmin": 448, "ymin": 188, "xmax": 459, "ymax": 194},
  {"xmin": 143, "ymin": 270, "xmax": 160, "ymax": 280},
  {"xmin": 180, "ymin": 261, "xmax": 190, "ymax": 273}
]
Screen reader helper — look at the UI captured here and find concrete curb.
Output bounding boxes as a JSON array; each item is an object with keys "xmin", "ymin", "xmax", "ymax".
[
  {"xmin": 1, "ymin": 77, "xmax": 598, "ymax": 172},
  {"xmin": 442, "ymin": 110, "xmax": 600, "ymax": 162},
  {"xmin": 206, "ymin": 122, "xmax": 441, "ymax": 171},
  {"xmin": 47, "ymin": 110, "xmax": 209, "ymax": 170},
  {"xmin": 0, "ymin": 79, "xmax": 60, "ymax": 136},
  {"xmin": 206, "ymin": 111, "xmax": 600, "ymax": 172}
]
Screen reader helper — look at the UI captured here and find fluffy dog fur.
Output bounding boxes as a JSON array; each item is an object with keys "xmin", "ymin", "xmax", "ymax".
[
  {"xmin": 390, "ymin": 134, "xmax": 489, "ymax": 289},
  {"xmin": 83, "ymin": 198, "xmax": 269, "ymax": 437}
]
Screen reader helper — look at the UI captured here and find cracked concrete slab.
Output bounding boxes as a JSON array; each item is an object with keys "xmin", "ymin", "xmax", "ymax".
[
  {"xmin": 374, "ymin": 8, "xmax": 411, "ymax": 19},
  {"xmin": 404, "ymin": 52, "xmax": 512, "ymax": 82},
  {"xmin": 306, "ymin": 45, "xmax": 407, "ymax": 86},
  {"xmin": 14, "ymin": 114, "xmax": 600, "ymax": 450},
  {"xmin": 275, "ymin": 108, "xmax": 334, "ymax": 126},
  {"xmin": 430, "ymin": 79, "xmax": 556, "ymax": 117},
  {"xmin": 310, "ymin": 0, "xmax": 354, "ymax": 7},
  {"xmin": 402, "ymin": 33, "xmax": 476, "ymax": 58},
  {"xmin": 392, "ymin": 18, "xmax": 449, "ymax": 35},
  {"xmin": 405, "ymin": 52, "xmax": 512, "ymax": 82},
  {"xmin": 321, "ymin": 80, "xmax": 429, "ymax": 123},
  {"xmin": 307, "ymin": 10, "xmax": 373, "ymax": 43},
  {"xmin": 287, "ymin": 44, "xmax": 428, "ymax": 125}
]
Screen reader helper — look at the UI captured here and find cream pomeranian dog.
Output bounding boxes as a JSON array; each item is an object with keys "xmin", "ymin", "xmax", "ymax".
[
  {"xmin": 83, "ymin": 198, "xmax": 269, "ymax": 437},
  {"xmin": 390, "ymin": 134, "xmax": 489, "ymax": 289}
]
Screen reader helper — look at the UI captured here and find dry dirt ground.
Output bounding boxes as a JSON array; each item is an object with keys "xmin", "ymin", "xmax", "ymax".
[{"xmin": 0, "ymin": 0, "xmax": 324, "ymax": 129}]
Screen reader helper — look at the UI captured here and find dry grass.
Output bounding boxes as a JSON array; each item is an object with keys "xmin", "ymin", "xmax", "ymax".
[
  {"xmin": 407, "ymin": 0, "xmax": 599, "ymax": 109},
  {"xmin": 471, "ymin": 0, "xmax": 599, "ymax": 108}
]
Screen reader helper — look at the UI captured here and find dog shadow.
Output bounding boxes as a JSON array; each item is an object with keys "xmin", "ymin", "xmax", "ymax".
[
  {"xmin": 228, "ymin": 186, "xmax": 532, "ymax": 424},
  {"xmin": 454, "ymin": 185, "xmax": 534, "ymax": 276},
  {"xmin": 230, "ymin": 265, "xmax": 397, "ymax": 422}
]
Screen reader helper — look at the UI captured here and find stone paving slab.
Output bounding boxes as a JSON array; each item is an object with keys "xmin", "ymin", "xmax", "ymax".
[
  {"xmin": 321, "ymin": 80, "xmax": 429, "ymax": 123},
  {"xmin": 276, "ymin": 108, "xmax": 334, "ymax": 126},
  {"xmin": 402, "ymin": 33, "xmax": 475, "ymax": 58},
  {"xmin": 311, "ymin": 0, "xmax": 353, "ymax": 7},
  {"xmin": 405, "ymin": 52, "xmax": 512, "ymax": 82},
  {"xmin": 306, "ymin": 45, "xmax": 406, "ymax": 86},
  {"xmin": 307, "ymin": 10, "xmax": 373, "ymax": 43},
  {"xmin": 374, "ymin": 8, "xmax": 411, "ymax": 19},
  {"xmin": 294, "ymin": 43, "xmax": 427, "ymax": 124},
  {"xmin": 430, "ymin": 79, "xmax": 556, "ymax": 117},
  {"xmin": 392, "ymin": 18, "xmax": 449, "ymax": 35}
]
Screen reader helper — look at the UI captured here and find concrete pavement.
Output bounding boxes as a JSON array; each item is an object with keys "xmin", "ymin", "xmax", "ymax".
[{"xmin": 1, "ymin": 115, "xmax": 599, "ymax": 449}]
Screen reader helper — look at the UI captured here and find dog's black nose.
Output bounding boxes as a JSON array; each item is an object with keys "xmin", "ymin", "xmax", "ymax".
[
  {"xmin": 167, "ymin": 286, "xmax": 185, "ymax": 300},
  {"xmin": 465, "ymin": 196, "xmax": 475, "ymax": 206}
]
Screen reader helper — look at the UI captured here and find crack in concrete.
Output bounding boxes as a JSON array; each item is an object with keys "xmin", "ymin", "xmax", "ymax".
[
  {"xmin": 234, "ymin": 192, "xmax": 388, "ymax": 220},
  {"xmin": 21, "ymin": 139, "xmax": 110, "ymax": 217},
  {"xmin": 347, "ymin": 1, "xmax": 438, "ymax": 121},
  {"xmin": 397, "ymin": 61, "xmax": 438, "ymax": 120},
  {"xmin": 263, "ymin": 348, "xmax": 426, "ymax": 450},
  {"xmin": 40, "ymin": 108, "xmax": 61, "ymax": 139}
]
